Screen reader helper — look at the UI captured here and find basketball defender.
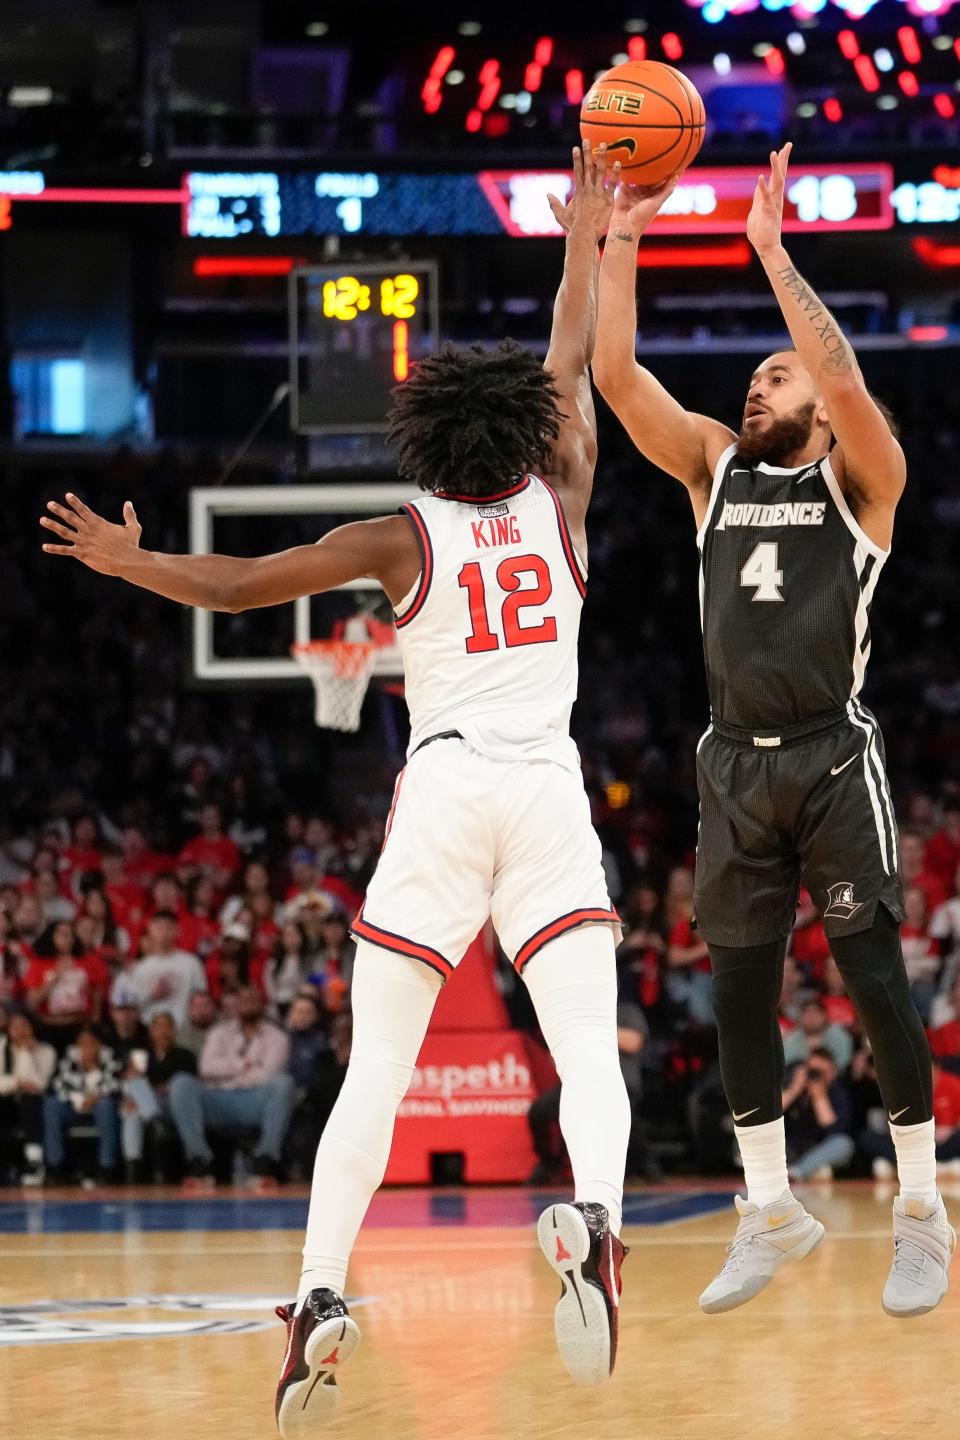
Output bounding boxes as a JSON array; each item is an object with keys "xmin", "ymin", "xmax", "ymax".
[
  {"xmin": 594, "ymin": 144, "xmax": 955, "ymax": 1316},
  {"xmin": 41, "ymin": 145, "xmax": 630, "ymax": 1430}
]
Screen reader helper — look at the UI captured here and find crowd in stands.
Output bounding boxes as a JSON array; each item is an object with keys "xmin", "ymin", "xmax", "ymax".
[{"xmin": 0, "ymin": 796, "xmax": 958, "ymax": 1189}]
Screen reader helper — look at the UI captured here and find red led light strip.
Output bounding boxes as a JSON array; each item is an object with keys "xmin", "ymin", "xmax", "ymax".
[
  {"xmin": 635, "ymin": 240, "xmax": 752, "ymax": 269},
  {"xmin": 193, "ymin": 256, "xmax": 303, "ymax": 277}
]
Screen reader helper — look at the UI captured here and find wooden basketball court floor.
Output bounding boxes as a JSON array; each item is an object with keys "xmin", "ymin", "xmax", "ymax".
[{"xmin": 3, "ymin": 1180, "xmax": 960, "ymax": 1440}]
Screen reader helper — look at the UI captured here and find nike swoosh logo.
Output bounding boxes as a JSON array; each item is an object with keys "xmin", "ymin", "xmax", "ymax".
[
  {"xmin": 889, "ymin": 1107, "xmax": 910, "ymax": 1122},
  {"xmin": 830, "ymin": 755, "xmax": 857, "ymax": 776},
  {"xmin": 732, "ymin": 1107, "xmax": 760, "ymax": 1122},
  {"xmin": 606, "ymin": 136, "xmax": 637, "ymax": 156},
  {"xmin": 767, "ymin": 1209, "xmax": 799, "ymax": 1230}
]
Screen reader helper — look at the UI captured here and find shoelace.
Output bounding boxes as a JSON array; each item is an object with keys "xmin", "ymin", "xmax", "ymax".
[
  {"xmin": 717, "ymin": 1231, "xmax": 758, "ymax": 1276},
  {"xmin": 891, "ymin": 1236, "xmax": 929, "ymax": 1286}
]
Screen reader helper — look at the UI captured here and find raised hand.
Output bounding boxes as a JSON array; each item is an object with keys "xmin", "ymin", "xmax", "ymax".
[
  {"xmin": 40, "ymin": 493, "xmax": 143, "ymax": 575},
  {"xmin": 548, "ymin": 141, "xmax": 621, "ymax": 241},
  {"xmin": 747, "ymin": 141, "xmax": 793, "ymax": 256},
  {"xmin": 610, "ymin": 175, "xmax": 680, "ymax": 238}
]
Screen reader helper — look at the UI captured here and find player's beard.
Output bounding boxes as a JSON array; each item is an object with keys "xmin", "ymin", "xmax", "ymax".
[{"xmin": 736, "ymin": 399, "xmax": 817, "ymax": 465}]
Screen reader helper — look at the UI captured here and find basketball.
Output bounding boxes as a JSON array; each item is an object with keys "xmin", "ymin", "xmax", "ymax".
[{"xmin": 580, "ymin": 60, "xmax": 705, "ymax": 186}]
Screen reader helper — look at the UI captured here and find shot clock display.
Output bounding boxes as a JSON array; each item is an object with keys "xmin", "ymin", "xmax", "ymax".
[{"xmin": 289, "ymin": 262, "xmax": 438, "ymax": 434}]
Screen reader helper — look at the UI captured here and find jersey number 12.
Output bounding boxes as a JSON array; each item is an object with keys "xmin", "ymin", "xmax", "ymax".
[{"xmin": 458, "ymin": 555, "xmax": 558, "ymax": 653}]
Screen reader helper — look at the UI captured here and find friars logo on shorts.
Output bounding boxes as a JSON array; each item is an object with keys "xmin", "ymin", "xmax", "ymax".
[{"xmin": 824, "ymin": 882, "xmax": 863, "ymax": 920}]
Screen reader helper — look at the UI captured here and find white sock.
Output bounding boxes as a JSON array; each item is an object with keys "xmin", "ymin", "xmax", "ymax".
[
  {"xmin": 523, "ymin": 927, "xmax": 630, "ymax": 1237},
  {"xmin": 891, "ymin": 1117, "xmax": 937, "ymax": 1204},
  {"xmin": 735, "ymin": 1117, "xmax": 789, "ymax": 1208},
  {"xmin": 298, "ymin": 941, "xmax": 442, "ymax": 1301}
]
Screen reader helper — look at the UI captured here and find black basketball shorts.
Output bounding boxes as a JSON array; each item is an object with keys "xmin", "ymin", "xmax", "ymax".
[{"xmin": 693, "ymin": 700, "xmax": 906, "ymax": 948}]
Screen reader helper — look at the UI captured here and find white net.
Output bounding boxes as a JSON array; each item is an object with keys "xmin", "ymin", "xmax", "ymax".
[{"xmin": 291, "ymin": 640, "xmax": 381, "ymax": 732}]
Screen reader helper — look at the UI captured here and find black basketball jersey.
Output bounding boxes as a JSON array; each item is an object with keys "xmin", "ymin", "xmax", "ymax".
[{"xmin": 698, "ymin": 444, "xmax": 889, "ymax": 730}]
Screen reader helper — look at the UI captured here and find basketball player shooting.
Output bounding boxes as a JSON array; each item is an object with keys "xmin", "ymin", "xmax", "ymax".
[
  {"xmin": 41, "ymin": 143, "xmax": 631, "ymax": 1429},
  {"xmin": 594, "ymin": 143, "xmax": 954, "ymax": 1318}
]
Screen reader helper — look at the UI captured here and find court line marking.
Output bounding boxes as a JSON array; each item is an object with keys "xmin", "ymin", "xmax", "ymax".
[{"xmin": 0, "ymin": 1230, "xmax": 895, "ymax": 1259}]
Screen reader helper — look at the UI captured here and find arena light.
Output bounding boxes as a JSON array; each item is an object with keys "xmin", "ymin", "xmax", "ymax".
[
  {"xmin": 565, "ymin": 69, "xmax": 584, "ymax": 104},
  {"xmin": 934, "ymin": 91, "xmax": 956, "ymax": 117},
  {"xmin": 854, "ymin": 55, "xmax": 880, "ymax": 90},
  {"xmin": 421, "ymin": 45, "xmax": 455, "ymax": 113},
  {"xmin": 662, "ymin": 33, "xmax": 684, "ymax": 60},
  {"xmin": 898, "ymin": 70, "xmax": 920, "ymax": 95},
  {"xmin": 907, "ymin": 324, "xmax": 948, "ymax": 341},
  {"xmin": 824, "ymin": 97, "xmax": 843, "ymax": 121},
  {"xmin": 764, "ymin": 47, "xmax": 786, "ymax": 75},
  {"xmin": 786, "ymin": 32, "xmax": 806, "ymax": 54},
  {"xmin": 534, "ymin": 37, "xmax": 554, "ymax": 66},
  {"xmin": 477, "ymin": 59, "xmax": 501, "ymax": 111},
  {"xmin": 524, "ymin": 62, "xmax": 543, "ymax": 91},
  {"xmin": 628, "ymin": 36, "xmax": 647, "ymax": 60},
  {"xmin": 635, "ymin": 240, "xmax": 752, "ymax": 268},
  {"xmin": 912, "ymin": 236, "xmax": 960, "ymax": 267},
  {"xmin": 837, "ymin": 30, "xmax": 860, "ymax": 59},
  {"xmin": 465, "ymin": 108, "xmax": 482, "ymax": 132},
  {"xmin": 713, "ymin": 52, "xmax": 732, "ymax": 74},
  {"xmin": 193, "ymin": 256, "xmax": 303, "ymax": 277},
  {"xmin": 874, "ymin": 48, "xmax": 895, "ymax": 71},
  {"xmin": 897, "ymin": 26, "xmax": 922, "ymax": 63}
]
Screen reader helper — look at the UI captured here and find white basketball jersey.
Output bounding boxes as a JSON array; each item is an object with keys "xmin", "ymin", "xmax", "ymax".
[{"xmin": 394, "ymin": 475, "xmax": 587, "ymax": 771}]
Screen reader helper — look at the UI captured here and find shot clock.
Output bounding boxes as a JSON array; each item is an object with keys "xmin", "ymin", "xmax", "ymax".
[{"xmin": 289, "ymin": 261, "xmax": 439, "ymax": 434}]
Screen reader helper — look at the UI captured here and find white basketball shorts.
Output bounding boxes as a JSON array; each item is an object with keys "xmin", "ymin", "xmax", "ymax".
[{"xmin": 352, "ymin": 737, "xmax": 621, "ymax": 981}]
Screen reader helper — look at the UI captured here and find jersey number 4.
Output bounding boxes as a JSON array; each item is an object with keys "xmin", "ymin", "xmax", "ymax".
[
  {"xmin": 458, "ymin": 555, "xmax": 557, "ymax": 653},
  {"xmin": 740, "ymin": 542, "xmax": 784, "ymax": 603}
]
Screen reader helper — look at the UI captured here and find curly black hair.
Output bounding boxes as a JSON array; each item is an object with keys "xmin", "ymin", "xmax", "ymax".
[{"xmin": 387, "ymin": 339, "xmax": 563, "ymax": 497}]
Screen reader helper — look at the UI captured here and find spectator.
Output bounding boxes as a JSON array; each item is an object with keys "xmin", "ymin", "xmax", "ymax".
[
  {"xmin": 126, "ymin": 911, "xmax": 207, "ymax": 1028},
  {"xmin": 43, "ymin": 1026, "xmax": 123, "ymax": 1183},
  {"xmin": 925, "ymin": 800, "xmax": 960, "ymax": 892},
  {"xmin": 99, "ymin": 846, "xmax": 148, "ymax": 935},
  {"xmin": 283, "ymin": 991, "xmax": 336, "ymax": 1179},
  {"xmin": 0, "ymin": 1009, "xmax": 57, "ymax": 1184},
  {"xmin": 121, "ymin": 825, "xmax": 174, "ymax": 890},
  {"xmin": 76, "ymin": 887, "xmax": 127, "ymax": 968},
  {"xmin": 24, "ymin": 921, "xmax": 102, "ymax": 1039},
  {"xmin": 248, "ymin": 891, "xmax": 281, "ymax": 962},
  {"xmin": 265, "ymin": 922, "xmax": 312, "ymax": 1018},
  {"xmin": 102, "ymin": 989, "xmax": 151, "ymax": 1065},
  {"xmin": 178, "ymin": 803, "xmax": 241, "ymax": 891},
  {"xmin": 177, "ymin": 989, "xmax": 220, "ymax": 1057},
  {"xmin": 220, "ymin": 860, "xmax": 276, "ymax": 930},
  {"xmin": 901, "ymin": 832, "xmax": 950, "ymax": 913},
  {"xmin": 528, "ymin": 999, "xmax": 648, "ymax": 1185},
  {"xmin": 900, "ymin": 886, "xmax": 941, "ymax": 1023},
  {"xmin": 120, "ymin": 1010, "xmax": 197, "ymax": 1180},
  {"xmin": 928, "ymin": 972, "xmax": 960, "ymax": 1070},
  {"xmin": 178, "ymin": 874, "xmax": 221, "ymax": 960},
  {"xmin": 34, "ymin": 869, "xmax": 76, "ymax": 926},
  {"xmin": 618, "ymin": 882, "xmax": 668, "ymax": 1012},
  {"xmin": 778, "ymin": 955, "xmax": 805, "ymax": 1032},
  {"xmin": 821, "ymin": 955, "xmax": 857, "ymax": 1030},
  {"xmin": 12, "ymin": 893, "xmax": 44, "ymax": 948},
  {"xmin": 307, "ymin": 910, "xmax": 355, "ymax": 1014},
  {"xmin": 0, "ymin": 908, "xmax": 25, "ymax": 1006},
  {"xmin": 783, "ymin": 997, "xmax": 854, "ymax": 1072},
  {"xmin": 930, "ymin": 863, "xmax": 960, "ymax": 984},
  {"xmin": 166, "ymin": 984, "xmax": 295, "ymax": 1190},
  {"xmin": 784, "ymin": 1048, "xmax": 855, "ymax": 1182},
  {"xmin": 205, "ymin": 924, "xmax": 263, "ymax": 1006},
  {"xmin": 62, "ymin": 814, "xmax": 102, "ymax": 892},
  {"xmin": 790, "ymin": 889, "xmax": 831, "ymax": 982},
  {"xmin": 666, "ymin": 903, "xmax": 713, "ymax": 1027},
  {"xmin": 285, "ymin": 990, "xmax": 329, "ymax": 1090}
]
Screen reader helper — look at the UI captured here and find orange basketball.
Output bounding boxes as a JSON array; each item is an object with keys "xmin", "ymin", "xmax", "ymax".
[{"xmin": 580, "ymin": 60, "xmax": 705, "ymax": 185}]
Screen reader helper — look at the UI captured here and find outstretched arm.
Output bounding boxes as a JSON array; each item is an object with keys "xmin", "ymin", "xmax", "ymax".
[
  {"xmin": 40, "ymin": 494, "xmax": 419, "ymax": 610},
  {"xmin": 540, "ymin": 141, "xmax": 619, "ymax": 537},
  {"xmin": 593, "ymin": 183, "xmax": 736, "ymax": 519},
  {"xmin": 748, "ymin": 143, "xmax": 905, "ymax": 525}
]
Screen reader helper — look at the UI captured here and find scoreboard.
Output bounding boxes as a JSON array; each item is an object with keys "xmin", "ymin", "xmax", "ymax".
[
  {"xmin": 185, "ymin": 164, "xmax": 896, "ymax": 240},
  {"xmin": 289, "ymin": 262, "xmax": 439, "ymax": 434}
]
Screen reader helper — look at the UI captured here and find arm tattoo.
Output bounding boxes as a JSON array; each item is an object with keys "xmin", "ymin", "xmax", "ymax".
[
  {"xmin": 776, "ymin": 264, "xmax": 854, "ymax": 373},
  {"xmin": 611, "ymin": 229, "xmax": 636, "ymax": 243}
]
